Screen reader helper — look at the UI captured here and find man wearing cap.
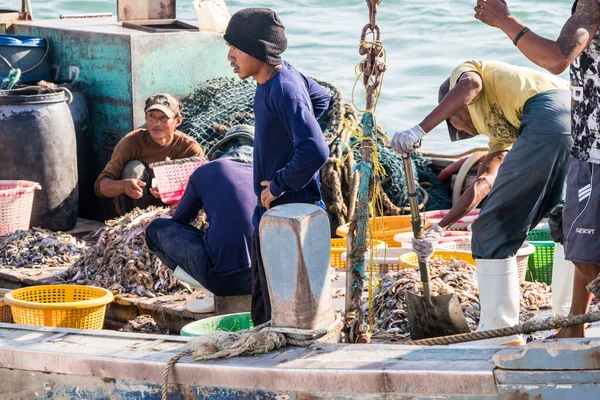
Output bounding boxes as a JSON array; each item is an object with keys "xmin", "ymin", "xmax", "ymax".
[
  {"xmin": 145, "ymin": 125, "xmax": 255, "ymax": 313},
  {"xmin": 95, "ymin": 93, "xmax": 204, "ymax": 215},
  {"xmin": 391, "ymin": 60, "xmax": 572, "ymax": 345},
  {"xmin": 224, "ymin": 8, "xmax": 331, "ymax": 324}
]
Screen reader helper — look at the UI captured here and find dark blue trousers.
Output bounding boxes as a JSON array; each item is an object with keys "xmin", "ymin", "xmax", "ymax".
[{"xmin": 145, "ymin": 218, "xmax": 252, "ymax": 296}]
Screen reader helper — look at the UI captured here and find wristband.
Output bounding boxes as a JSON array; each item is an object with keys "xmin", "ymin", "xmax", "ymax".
[{"xmin": 513, "ymin": 27, "xmax": 530, "ymax": 46}]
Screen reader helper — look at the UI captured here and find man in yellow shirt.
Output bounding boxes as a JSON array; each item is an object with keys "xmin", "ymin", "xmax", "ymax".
[{"xmin": 391, "ymin": 60, "xmax": 572, "ymax": 345}]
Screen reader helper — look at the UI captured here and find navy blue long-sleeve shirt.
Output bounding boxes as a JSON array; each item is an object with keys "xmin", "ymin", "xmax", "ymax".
[
  {"xmin": 172, "ymin": 159, "xmax": 256, "ymax": 275},
  {"xmin": 253, "ymin": 61, "xmax": 330, "ymax": 225}
]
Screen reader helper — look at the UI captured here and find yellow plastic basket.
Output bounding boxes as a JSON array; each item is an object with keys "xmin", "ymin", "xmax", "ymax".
[
  {"xmin": 336, "ymin": 216, "xmax": 430, "ymax": 247},
  {"xmin": 4, "ymin": 285, "xmax": 114, "ymax": 330},
  {"xmin": 398, "ymin": 250, "xmax": 476, "ymax": 269},
  {"xmin": 330, "ymin": 238, "xmax": 386, "ymax": 270}
]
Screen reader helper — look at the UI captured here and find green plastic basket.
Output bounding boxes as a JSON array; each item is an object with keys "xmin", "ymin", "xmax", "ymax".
[
  {"xmin": 180, "ymin": 312, "xmax": 253, "ymax": 336},
  {"xmin": 527, "ymin": 228, "xmax": 552, "ymax": 242},
  {"xmin": 526, "ymin": 241, "xmax": 555, "ymax": 284}
]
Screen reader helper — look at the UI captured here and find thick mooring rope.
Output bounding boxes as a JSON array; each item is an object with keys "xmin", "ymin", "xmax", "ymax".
[
  {"xmin": 161, "ymin": 316, "xmax": 342, "ymax": 400},
  {"xmin": 400, "ymin": 311, "xmax": 600, "ymax": 346}
]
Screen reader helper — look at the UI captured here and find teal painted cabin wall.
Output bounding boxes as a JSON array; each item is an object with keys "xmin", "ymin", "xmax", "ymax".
[{"xmin": 12, "ymin": 18, "xmax": 233, "ymax": 219}]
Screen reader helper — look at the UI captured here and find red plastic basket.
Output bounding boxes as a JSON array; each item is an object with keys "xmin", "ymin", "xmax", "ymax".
[
  {"xmin": 0, "ymin": 180, "xmax": 41, "ymax": 235},
  {"xmin": 150, "ymin": 157, "xmax": 207, "ymax": 204}
]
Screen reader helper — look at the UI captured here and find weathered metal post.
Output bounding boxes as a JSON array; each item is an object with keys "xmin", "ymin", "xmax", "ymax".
[
  {"xmin": 344, "ymin": 0, "xmax": 386, "ymax": 343},
  {"xmin": 260, "ymin": 204, "xmax": 336, "ymax": 331}
]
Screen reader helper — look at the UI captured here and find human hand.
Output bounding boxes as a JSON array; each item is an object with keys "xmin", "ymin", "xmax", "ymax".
[
  {"xmin": 390, "ymin": 125, "xmax": 425, "ymax": 154},
  {"xmin": 260, "ymin": 180, "xmax": 278, "ymax": 210},
  {"xmin": 150, "ymin": 178, "xmax": 160, "ymax": 198},
  {"xmin": 150, "ymin": 187, "xmax": 160, "ymax": 198},
  {"xmin": 123, "ymin": 179, "xmax": 146, "ymax": 199},
  {"xmin": 412, "ymin": 224, "xmax": 446, "ymax": 263},
  {"xmin": 474, "ymin": 0, "xmax": 511, "ymax": 29}
]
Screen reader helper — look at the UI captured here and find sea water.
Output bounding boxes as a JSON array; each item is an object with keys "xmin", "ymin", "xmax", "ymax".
[{"xmin": 31, "ymin": 0, "xmax": 572, "ymax": 152}]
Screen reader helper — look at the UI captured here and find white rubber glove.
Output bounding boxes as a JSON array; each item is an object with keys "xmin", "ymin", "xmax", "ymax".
[
  {"xmin": 412, "ymin": 224, "xmax": 446, "ymax": 263},
  {"xmin": 390, "ymin": 124, "xmax": 426, "ymax": 154}
]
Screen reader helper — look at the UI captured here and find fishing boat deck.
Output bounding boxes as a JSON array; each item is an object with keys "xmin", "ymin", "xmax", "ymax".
[
  {"xmin": 2, "ymin": 322, "xmax": 600, "ymax": 399},
  {"xmin": 0, "ymin": 323, "xmax": 500, "ymax": 399}
]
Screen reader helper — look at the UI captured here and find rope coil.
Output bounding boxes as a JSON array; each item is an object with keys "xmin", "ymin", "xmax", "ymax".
[{"xmin": 161, "ymin": 316, "xmax": 343, "ymax": 400}]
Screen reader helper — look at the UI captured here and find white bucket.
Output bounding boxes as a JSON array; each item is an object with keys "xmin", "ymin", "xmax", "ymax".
[{"xmin": 193, "ymin": 0, "xmax": 230, "ymax": 34}]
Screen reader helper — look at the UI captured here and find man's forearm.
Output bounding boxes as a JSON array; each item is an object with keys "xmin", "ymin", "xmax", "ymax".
[
  {"xmin": 438, "ymin": 176, "xmax": 493, "ymax": 229},
  {"xmin": 98, "ymin": 178, "xmax": 126, "ymax": 198},
  {"xmin": 486, "ymin": 0, "xmax": 600, "ymax": 75},
  {"xmin": 497, "ymin": 16, "xmax": 571, "ymax": 74}
]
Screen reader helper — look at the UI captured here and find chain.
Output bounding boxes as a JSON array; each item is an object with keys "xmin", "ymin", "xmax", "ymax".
[
  {"xmin": 344, "ymin": 0, "xmax": 387, "ymax": 344},
  {"xmin": 359, "ymin": 0, "xmax": 386, "ymax": 109}
]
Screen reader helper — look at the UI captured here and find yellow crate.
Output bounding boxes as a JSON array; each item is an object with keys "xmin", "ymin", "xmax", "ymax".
[
  {"xmin": 398, "ymin": 250, "xmax": 476, "ymax": 269},
  {"xmin": 4, "ymin": 285, "xmax": 114, "ymax": 330},
  {"xmin": 331, "ymin": 238, "xmax": 386, "ymax": 270},
  {"xmin": 336, "ymin": 216, "xmax": 430, "ymax": 247}
]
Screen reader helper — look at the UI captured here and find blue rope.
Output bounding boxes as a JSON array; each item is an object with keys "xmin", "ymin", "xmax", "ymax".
[
  {"xmin": 350, "ymin": 112, "xmax": 375, "ymax": 291},
  {"xmin": 1, "ymin": 69, "xmax": 22, "ymax": 90}
]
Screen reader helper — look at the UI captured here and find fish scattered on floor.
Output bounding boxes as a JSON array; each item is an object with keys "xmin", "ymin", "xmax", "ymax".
[
  {"xmin": 0, "ymin": 228, "xmax": 88, "ymax": 269},
  {"xmin": 58, "ymin": 207, "xmax": 207, "ymax": 297}
]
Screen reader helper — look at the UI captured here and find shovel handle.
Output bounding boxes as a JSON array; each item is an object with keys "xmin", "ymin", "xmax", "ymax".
[{"xmin": 401, "ymin": 153, "xmax": 433, "ymax": 301}]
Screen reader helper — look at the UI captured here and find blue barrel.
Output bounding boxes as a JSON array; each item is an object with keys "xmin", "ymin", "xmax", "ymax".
[
  {"xmin": 0, "ymin": 88, "xmax": 78, "ymax": 231},
  {"xmin": 0, "ymin": 35, "xmax": 52, "ymax": 83}
]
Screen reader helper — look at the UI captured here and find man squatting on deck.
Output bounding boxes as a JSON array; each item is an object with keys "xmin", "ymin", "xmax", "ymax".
[
  {"xmin": 94, "ymin": 94, "xmax": 204, "ymax": 216},
  {"xmin": 145, "ymin": 125, "xmax": 256, "ymax": 314},
  {"xmin": 474, "ymin": 0, "xmax": 600, "ymax": 339},
  {"xmin": 224, "ymin": 8, "xmax": 330, "ymax": 325},
  {"xmin": 392, "ymin": 60, "xmax": 572, "ymax": 346}
]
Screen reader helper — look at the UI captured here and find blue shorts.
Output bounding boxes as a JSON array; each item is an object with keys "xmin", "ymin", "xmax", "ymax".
[{"xmin": 563, "ymin": 157, "xmax": 600, "ymax": 264}]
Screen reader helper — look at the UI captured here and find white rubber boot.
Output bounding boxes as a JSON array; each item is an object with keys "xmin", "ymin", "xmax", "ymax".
[
  {"xmin": 551, "ymin": 243, "xmax": 574, "ymax": 318},
  {"xmin": 463, "ymin": 257, "xmax": 524, "ymax": 346},
  {"xmin": 173, "ymin": 267, "xmax": 214, "ymax": 314}
]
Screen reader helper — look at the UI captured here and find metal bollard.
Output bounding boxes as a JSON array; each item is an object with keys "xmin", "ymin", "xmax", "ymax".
[{"xmin": 259, "ymin": 204, "xmax": 335, "ymax": 330}]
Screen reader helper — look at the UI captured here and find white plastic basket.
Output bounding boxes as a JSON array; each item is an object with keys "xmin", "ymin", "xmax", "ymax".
[{"xmin": 437, "ymin": 240, "xmax": 535, "ymax": 282}]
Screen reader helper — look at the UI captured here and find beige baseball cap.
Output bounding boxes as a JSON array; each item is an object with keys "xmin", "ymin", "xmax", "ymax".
[{"xmin": 144, "ymin": 93, "xmax": 182, "ymax": 119}]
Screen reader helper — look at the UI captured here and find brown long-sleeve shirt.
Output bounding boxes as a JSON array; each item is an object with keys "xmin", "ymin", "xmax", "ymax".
[{"xmin": 94, "ymin": 129, "xmax": 204, "ymax": 198}]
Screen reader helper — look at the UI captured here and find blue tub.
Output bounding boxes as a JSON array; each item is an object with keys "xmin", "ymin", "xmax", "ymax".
[{"xmin": 0, "ymin": 34, "xmax": 52, "ymax": 82}]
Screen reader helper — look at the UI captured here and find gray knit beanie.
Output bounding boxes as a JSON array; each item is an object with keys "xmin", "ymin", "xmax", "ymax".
[{"xmin": 224, "ymin": 8, "xmax": 287, "ymax": 66}]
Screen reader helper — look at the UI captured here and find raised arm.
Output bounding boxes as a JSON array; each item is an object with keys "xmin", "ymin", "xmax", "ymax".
[{"xmin": 476, "ymin": 0, "xmax": 600, "ymax": 74}]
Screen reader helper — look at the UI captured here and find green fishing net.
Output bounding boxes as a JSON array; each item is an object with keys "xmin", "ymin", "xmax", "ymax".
[{"xmin": 180, "ymin": 77, "xmax": 451, "ymax": 214}]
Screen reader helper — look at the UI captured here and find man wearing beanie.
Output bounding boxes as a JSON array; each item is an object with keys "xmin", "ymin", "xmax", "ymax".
[{"xmin": 224, "ymin": 7, "xmax": 331, "ymax": 325}]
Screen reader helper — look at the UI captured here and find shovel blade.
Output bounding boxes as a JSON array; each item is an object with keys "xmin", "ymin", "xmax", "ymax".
[{"xmin": 406, "ymin": 291, "xmax": 471, "ymax": 341}]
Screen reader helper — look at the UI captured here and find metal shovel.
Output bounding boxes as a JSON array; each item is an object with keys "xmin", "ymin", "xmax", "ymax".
[{"xmin": 401, "ymin": 154, "xmax": 470, "ymax": 340}]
